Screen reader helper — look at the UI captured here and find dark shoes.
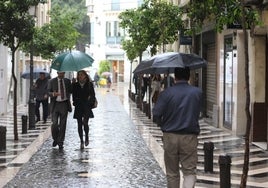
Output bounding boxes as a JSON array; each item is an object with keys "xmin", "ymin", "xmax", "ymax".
[
  {"xmin": 52, "ymin": 141, "xmax": 58, "ymax": 147},
  {"xmin": 53, "ymin": 140, "xmax": 63, "ymax": 149},
  {"xmin": 43, "ymin": 120, "xmax": 47, "ymax": 124},
  {"xmin": 80, "ymin": 142, "xmax": 84, "ymax": 150},
  {"xmin": 35, "ymin": 119, "xmax": 40, "ymax": 123},
  {"xmin": 58, "ymin": 144, "xmax": 64, "ymax": 150},
  {"xmin": 85, "ymin": 139, "xmax": 89, "ymax": 146}
]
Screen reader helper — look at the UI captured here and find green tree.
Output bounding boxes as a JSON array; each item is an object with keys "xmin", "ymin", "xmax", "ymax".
[
  {"xmin": 145, "ymin": 0, "xmax": 183, "ymax": 53},
  {"xmin": 52, "ymin": 0, "xmax": 90, "ymax": 52},
  {"xmin": 119, "ymin": 8, "xmax": 149, "ymax": 63},
  {"xmin": 121, "ymin": 39, "xmax": 139, "ymax": 90},
  {"xmin": 99, "ymin": 60, "xmax": 111, "ymax": 76},
  {"xmin": 119, "ymin": 0, "xmax": 183, "ymax": 59},
  {"xmin": 0, "ymin": 0, "xmax": 43, "ymax": 140},
  {"xmin": 184, "ymin": 0, "xmax": 261, "ymax": 187},
  {"xmin": 21, "ymin": 5, "xmax": 81, "ymax": 59}
]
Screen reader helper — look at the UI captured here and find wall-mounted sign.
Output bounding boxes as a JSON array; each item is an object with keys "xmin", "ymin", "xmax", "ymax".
[{"xmin": 180, "ymin": 35, "xmax": 192, "ymax": 45}]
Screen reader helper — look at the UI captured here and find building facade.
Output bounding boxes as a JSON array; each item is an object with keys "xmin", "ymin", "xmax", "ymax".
[
  {"xmin": 177, "ymin": 0, "xmax": 268, "ymax": 149},
  {"xmin": 86, "ymin": 0, "xmax": 144, "ymax": 83}
]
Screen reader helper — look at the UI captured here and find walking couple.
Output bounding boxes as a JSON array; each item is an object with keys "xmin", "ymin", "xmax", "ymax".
[{"xmin": 48, "ymin": 70, "xmax": 96, "ymax": 150}]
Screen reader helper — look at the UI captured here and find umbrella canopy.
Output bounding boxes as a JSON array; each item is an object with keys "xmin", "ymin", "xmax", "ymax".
[
  {"xmin": 133, "ymin": 59, "xmax": 154, "ymax": 75},
  {"xmin": 133, "ymin": 52, "xmax": 207, "ymax": 74},
  {"xmin": 101, "ymin": 72, "xmax": 112, "ymax": 76},
  {"xmin": 51, "ymin": 50, "xmax": 94, "ymax": 71},
  {"xmin": 21, "ymin": 68, "xmax": 50, "ymax": 79}
]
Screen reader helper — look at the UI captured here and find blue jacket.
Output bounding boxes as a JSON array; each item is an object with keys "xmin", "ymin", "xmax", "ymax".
[{"xmin": 152, "ymin": 81, "xmax": 202, "ymax": 134}]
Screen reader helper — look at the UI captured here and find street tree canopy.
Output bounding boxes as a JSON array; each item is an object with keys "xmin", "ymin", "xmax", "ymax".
[{"xmin": 119, "ymin": 0, "xmax": 183, "ymax": 62}]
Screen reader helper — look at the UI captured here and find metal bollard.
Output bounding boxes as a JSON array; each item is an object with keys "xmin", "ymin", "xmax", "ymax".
[
  {"xmin": 28, "ymin": 100, "xmax": 36, "ymax": 130},
  {"xmin": 0, "ymin": 126, "xmax": 7, "ymax": 151},
  {"xmin": 204, "ymin": 142, "xmax": 214, "ymax": 172},
  {"xmin": 142, "ymin": 101, "xmax": 147, "ymax": 113},
  {"xmin": 219, "ymin": 155, "xmax": 232, "ymax": 188},
  {"xmin": 21, "ymin": 115, "xmax": 28, "ymax": 134}
]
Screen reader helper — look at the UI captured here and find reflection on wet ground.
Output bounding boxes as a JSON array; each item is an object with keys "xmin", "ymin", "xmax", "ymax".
[{"xmin": 1, "ymin": 83, "xmax": 268, "ymax": 187}]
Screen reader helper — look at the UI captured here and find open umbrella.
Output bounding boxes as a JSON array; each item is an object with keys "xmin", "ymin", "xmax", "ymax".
[
  {"xmin": 151, "ymin": 52, "xmax": 207, "ymax": 72},
  {"xmin": 133, "ymin": 59, "xmax": 154, "ymax": 75},
  {"xmin": 51, "ymin": 50, "xmax": 94, "ymax": 71},
  {"xmin": 101, "ymin": 72, "xmax": 112, "ymax": 77},
  {"xmin": 133, "ymin": 52, "xmax": 207, "ymax": 74},
  {"xmin": 21, "ymin": 68, "xmax": 50, "ymax": 79}
]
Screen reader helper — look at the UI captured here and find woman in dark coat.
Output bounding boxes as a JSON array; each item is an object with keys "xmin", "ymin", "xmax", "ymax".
[{"xmin": 72, "ymin": 70, "xmax": 95, "ymax": 149}]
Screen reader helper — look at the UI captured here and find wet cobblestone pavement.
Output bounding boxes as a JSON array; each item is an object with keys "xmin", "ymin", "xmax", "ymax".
[
  {"xmin": 4, "ymin": 87, "xmax": 167, "ymax": 188},
  {"xmin": 2, "ymin": 83, "xmax": 268, "ymax": 187}
]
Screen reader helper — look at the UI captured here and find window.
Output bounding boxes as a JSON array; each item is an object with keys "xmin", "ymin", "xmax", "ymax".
[
  {"xmin": 106, "ymin": 22, "xmax": 112, "ymax": 37},
  {"xmin": 111, "ymin": 0, "xmax": 120, "ymax": 11}
]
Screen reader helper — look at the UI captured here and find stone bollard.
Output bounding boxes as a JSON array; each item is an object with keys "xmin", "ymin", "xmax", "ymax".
[
  {"xmin": 0, "ymin": 126, "xmax": 7, "ymax": 151},
  {"xmin": 204, "ymin": 142, "xmax": 214, "ymax": 172},
  {"xmin": 219, "ymin": 155, "xmax": 232, "ymax": 188},
  {"xmin": 131, "ymin": 93, "xmax": 135, "ymax": 101},
  {"xmin": 22, "ymin": 115, "xmax": 28, "ymax": 134}
]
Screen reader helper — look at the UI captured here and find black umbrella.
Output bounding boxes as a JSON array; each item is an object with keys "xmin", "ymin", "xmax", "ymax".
[
  {"xmin": 133, "ymin": 59, "xmax": 154, "ymax": 75},
  {"xmin": 133, "ymin": 52, "xmax": 207, "ymax": 74},
  {"xmin": 21, "ymin": 68, "xmax": 50, "ymax": 79}
]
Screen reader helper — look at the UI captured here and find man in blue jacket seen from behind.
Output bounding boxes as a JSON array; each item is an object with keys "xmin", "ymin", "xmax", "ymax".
[{"xmin": 153, "ymin": 67, "xmax": 202, "ymax": 188}]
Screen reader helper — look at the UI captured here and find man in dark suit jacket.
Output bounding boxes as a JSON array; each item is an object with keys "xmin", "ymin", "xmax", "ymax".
[{"xmin": 48, "ymin": 71, "xmax": 72, "ymax": 149}]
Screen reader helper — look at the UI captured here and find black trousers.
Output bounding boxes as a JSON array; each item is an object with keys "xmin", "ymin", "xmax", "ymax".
[{"xmin": 35, "ymin": 99, "xmax": 48, "ymax": 121}]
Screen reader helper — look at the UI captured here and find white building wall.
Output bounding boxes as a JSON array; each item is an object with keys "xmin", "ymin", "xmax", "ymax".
[
  {"xmin": 87, "ymin": 0, "xmax": 140, "ymax": 82},
  {"xmin": 0, "ymin": 45, "xmax": 8, "ymax": 115}
]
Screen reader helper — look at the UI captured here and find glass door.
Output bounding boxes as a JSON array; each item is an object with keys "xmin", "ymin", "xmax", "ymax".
[{"xmin": 223, "ymin": 37, "xmax": 234, "ymax": 129}]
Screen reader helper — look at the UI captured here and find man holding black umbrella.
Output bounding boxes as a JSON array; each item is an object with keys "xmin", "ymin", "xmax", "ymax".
[{"xmin": 153, "ymin": 67, "xmax": 202, "ymax": 188}]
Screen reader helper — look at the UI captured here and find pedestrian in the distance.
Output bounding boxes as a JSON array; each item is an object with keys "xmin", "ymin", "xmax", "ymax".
[
  {"xmin": 153, "ymin": 67, "xmax": 202, "ymax": 188},
  {"xmin": 72, "ymin": 70, "xmax": 95, "ymax": 149},
  {"xmin": 106, "ymin": 75, "xmax": 112, "ymax": 92},
  {"xmin": 133, "ymin": 73, "xmax": 139, "ymax": 95},
  {"xmin": 161, "ymin": 73, "xmax": 175, "ymax": 89},
  {"xmin": 34, "ymin": 72, "xmax": 49, "ymax": 123},
  {"xmin": 94, "ymin": 72, "xmax": 100, "ymax": 88},
  {"xmin": 48, "ymin": 71, "xmax": 72, "ymax": 150}
]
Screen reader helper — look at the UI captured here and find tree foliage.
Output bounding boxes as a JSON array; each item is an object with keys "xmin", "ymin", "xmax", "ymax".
[
  {"xmin": 182, "ymin": 0, "xmax": 261, "ymax": 34},
  {"xmin": 119, "ymin": 8, "xmax": 149, "ymax": 62},
  {"xmin": 52, "ymin": 0, "xmax": 90, "ymax": 51},
  {"xmin": 21, "ymin": 4, "xmax": 83, "ymax": 59},
  {"xmin": 98, "ymin": 60, "xmax": 111, "ymax": 76},
  {"xmin": 119, "ymin": 0, "xmax": 183, "ymax": 62}
]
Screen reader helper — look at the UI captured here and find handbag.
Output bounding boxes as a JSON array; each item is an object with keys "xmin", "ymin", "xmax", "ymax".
[
  {"xmin": 88, "ymin": 96, "xmax": 98, "ymax": 109},
  {"xmin": 93, "ymin": 98, "xmax": 98, "ymax": 109}
]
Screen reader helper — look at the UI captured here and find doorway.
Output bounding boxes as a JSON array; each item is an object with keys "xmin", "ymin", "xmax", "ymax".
[{"xmin": 223, "ymin": 36, "xmax": 234, "ymax": 129}]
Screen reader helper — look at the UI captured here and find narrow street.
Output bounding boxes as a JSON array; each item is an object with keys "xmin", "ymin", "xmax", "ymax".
[{"xmin": 1, "ymin": 83, "xmax": 268, "ymax": 187}]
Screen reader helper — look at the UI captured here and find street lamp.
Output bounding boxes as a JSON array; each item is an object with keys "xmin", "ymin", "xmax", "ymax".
[{"xmin": 28, "ymin": 5, "xmax": 37, "ymax": 130}]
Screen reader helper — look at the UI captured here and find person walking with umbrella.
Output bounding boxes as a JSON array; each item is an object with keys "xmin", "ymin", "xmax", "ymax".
[
  {"xmin": 34, "ymin": 72, "xmax": 49, "ymax": 123},
  {"xmin": 153, "ymin": 67, "xmax": 203, "ymax": 188},
  {"xmin": 72, "ymin": 70, "xmax": 96, "ymax": 149},
  {"xmin": 48, "ymin": 71, "xmax": 72, "ymax": 150}
]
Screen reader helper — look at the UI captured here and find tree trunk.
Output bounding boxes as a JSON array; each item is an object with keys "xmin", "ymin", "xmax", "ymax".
[
  {"xmin": 11, "ymin": 50, "xmax": 18, "ymax": 141},
  {"xmin": 240, "ymin": 0, "xmax": 252, "ymax": 187}
]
